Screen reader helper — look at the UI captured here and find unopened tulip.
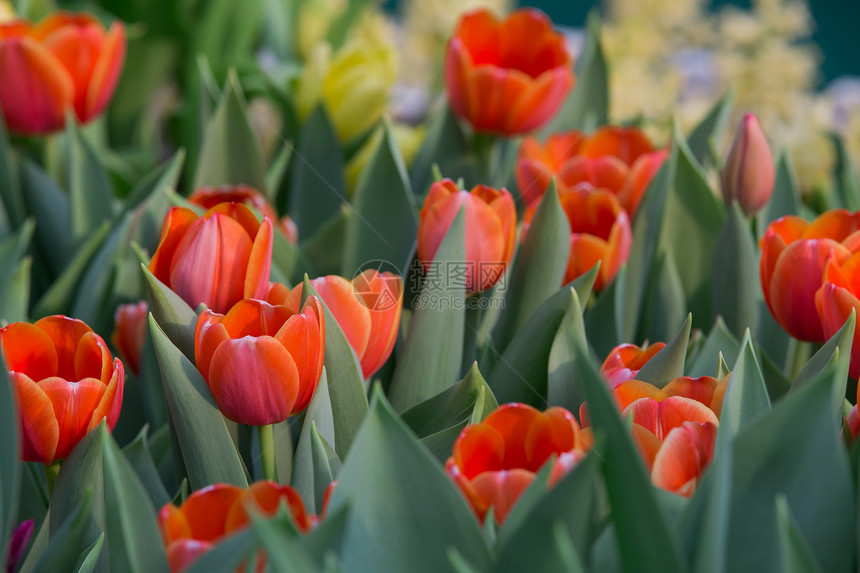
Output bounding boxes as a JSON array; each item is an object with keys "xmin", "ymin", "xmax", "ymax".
[
  {"xmin": 721, "ymin": 113, "xmax": 775, "ymax": 216},
  {"xmin": 612, "ymin": 375, "xmax": 728, "ymax": 416},
  {"xmin": 417, "ymin": 179, "xmax": 516, "ymax": 293},
  {"xmin": 0, "ymin": 12, "xmax": 125, "ymax": 134},
  {"xmin": 445, "ymin": 8, "xmax": 574, "ymax": 135},
  {"xmin": 600, "ymin": 342, "xmax": 666, "ymax": 388},
  {"xmin": 760, "ymin": 210, "xmax": 860, "ymax": 341},
  {"xmin": 188, "ymin": 185, "xmax": 295, "ymax": 242},
  {"xmin": 111, "ymin": 301, "xmax": 148, "ymax": 376},
  {"xmin": 446, "ymin": 403, "xmax": 584, "ymax": 524},
  {"xmin": 195, "ymin": 297, "xmax": 324, "ymax": 426},
  {"xmin": 1, "ymin": 315, "xmax": 124, "ymax": 464},
  {"xmin": 158, "ymin": 481, "xmax": 311, "ymax": 572},
  {"xmin": 149, "ymin": 203, "xmax": 273, "ymax": 314},
  {"xmin": 273, "ymin": 270, "xmax": 402, "ymax": 379},
  {"xmin": 5, "ymin": 519, "xmax": 33, "ymax": 573}
]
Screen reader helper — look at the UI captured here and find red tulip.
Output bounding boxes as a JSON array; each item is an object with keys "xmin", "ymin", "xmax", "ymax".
[
  {"xmin": 5, "ymin": 519, "xmax": 34, "ymax": 573},
  {"xmin": 721, "ymin": 113, "xmax": 775, "ymax": 216},
  {"xmin": 111, "ymin": 301, "xmax": 148, "ymax": 376},
  {"xmin": 845, "ymin": 404, "xmax": 860, "ymax": 441},
  {"xmin": 600, "ymin": 342, "xmax": 666, "ymax": 388},
  {"xmin": 272, "ymin": 271, "xmax": 402, "ymax": 379},
  {"xmin": 417, "ymin": 179, "xmax": 516, "ymax": 293},
  {"xmin": 158, "ymin": 481, "xmax": 311, "ymax": 573},
  {"xmin": 446, "ymin": 403, "xmax": 583, "ymax": 524},
  {"xmin": 815, "ymin": 250, "xmax": 860, "ymax": 379},
  {"xmin": 760, "ymin": 210, "xmax": 860, "ymax": 342},
  {"xmin": 613, "ymin": 375, "xmax": 728, "ymax": 415},
  {"xmin": 523, "ymin": 185, "xmax": 631, "ymax": 291},
  {"xmin": 188, "ymin": 185, "xmax": 297, "ymax": 243},
  {"xmin": 195, "ymin": 297, "xmax": 325, "ymax": 425},
  {"xmin": 1, "ymin": 315, "xmax": 124, "ymax": 464},
  {"xmin": 0, "ymin": 12, "xmax": 125, "ymax": 134},
  {"xmin": 149, "ymin": 203, "xmax": 273, "ymax": 314},
  {"xmin": 516, "ymin": 126, "xmax": 666, "ymax": 212},
  {"xmin": 444, "ymin": 8, "xmax": 574, "ymax": 135}
]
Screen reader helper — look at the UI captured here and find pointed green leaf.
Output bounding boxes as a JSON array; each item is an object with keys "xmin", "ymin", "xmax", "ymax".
[
  {"xmin": 296, "ymin": 206, "xmax": 349, "ymax": 279},
  {"xmin": 687, "ymin": 317, "xmax": 741, "ymax": 378},
  {"xmin": 583, "ymin": 264, "xmax": 622, "ymax": 359},
  {"xmin": 635, "ymin": 313, "xmax": 692, "ymax": 387},
  {"xmin": 250, "ymin": 511, "xmax": 321, "ymax": 573},
  {"xmin": 791, "ymin": 310, "xmax": 854, "ymax": 416},
  {"xmin": 75, "ymin": 533, "xmax": 104, "ymax": 573},
  {"xmin": 410, "ymin": 105, "xmax": 478, "ymax": 197},
  {"xmin": 122, "ymin": 150, "xmax": 185, "ymax": 215},
  {"xmin": 293, "ymin": 370, "xmax": 337, "ymax": 513},
  {"xmin": 149, "ymin": 315, "xmax": 248, "ymax": 489},
  {"xmin": 121, "ymin": 427, "xmax": 171, "ymax": 509},
  {"xmin": 390, "ymin": 211, "xmax": 466, "ymax": 411},
  {"xmin": 0, "ymin": 116, "xmax": 25, "ymax": 227},
  {"xmin": 0, "ymin": 357, "xmax": 20, "ymax": 564},
  {"xmin": 547, "ymin": 286, "xmax": 588, "ymax": 412},
  {"xmin": 686, "ymin": 89, "xmax": 735, "ymax": 167},
  {"xmin": 184, "ymin": 527, "xmax": 258, "ymax": 573},
  {"xmin": 33, "ymin": 491, "xmax": 93, "ymax": 573},
  {"xmin": 66, "ymin": 120, "xmax": 114, "ymax": 247},
  {"xmin": 639, "ymin": 247, "xmax": 686, "ymax": 343},
  {"xmin": 195, "ymin": 0, "xmax": 265, "ymax": 63},
  {"xmin": 20, "ymin": 159, "xmax": 71, "ymax": 275},
  {"xmin": 775, "ymin": 496, "xmax": 824, "ymax": 573},
  {"xmin": 713, "ymin": 202, "xmax": 759, "ymax": 338},
  {"xmin": 757, "ymin": 149, "xmax": 800, "ymax": 234},
  {"xmin": 719, "ymin": 330, "xmax": 771, "ymax": 440},
  {"xmin": 831, "ymin": 134, "xmax": 860, "ymax": 211},
  {"xmin": 142, "ymin": 265, "xmax": 198, "ymax": 361},
  {"xmin": 309, "ymin": 425, "xmax": 340, "ymax": 512}
]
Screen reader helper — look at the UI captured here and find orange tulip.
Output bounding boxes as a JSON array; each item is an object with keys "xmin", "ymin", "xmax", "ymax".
[
  {"xmin": 270, "ymin": 271, "xmax": 402, "ymax": 379},
  {"xmin": 195, "ymin": 297, "xmax": 325, "ymax": 426},
  {"xmin": 444, "ymin": 8, "xmax": 574, "ymax": 135},
  {"xmin": 149, "ymin": 203, "xmax": 273, "ymax": 314},
  {"xmin": 1, "ymin": 315, "xmax": 124, "ymax": 464},
  {"xmin": 845, "ymin": 404, "xmax": 860, "ymax": 441},
  {"xmin": 613, "ymin": 375, "xmax": 728, "ymax": 415},
  {"xmin": 446, "ymin": 403, "xmax": 583, "ymax": 524},
  {"xmin": 0, "ymin": 12, "xmax": 125, "ymax": 134},
  {"xmin": 523, "ymin": 185, "xmax": 631, "ymax": 291},
  {"xmin": 417, "ymin": 179, "xmax": 516, "ymax": 293},
  {"xmin": 188, "ymin": 185, "xmax": 297, "ymax": 244},
  {"xmin": 158, "ymin": 481, "xmax": 311, "ymax": 573},
  {"xmin": 600, "ymin": 342, "xmax": 666, "ymax": 389},
  {"xmin": 815, "ymin": 250, "xmax": 860, "ymax": 379},
  {"xmin": 111, "ymin": 301, "xmax": 148, "ymax": 376},
  {"xmin": 721, "ymin": 113, "xmax": 774, "ymax": 216},
  {"xmin": 516, "ymin": 126, "xmax": 667, "ymax": 213},
  {"xmin": 760, "ymin": 210, "xmax": 860, "ymax": 342}
]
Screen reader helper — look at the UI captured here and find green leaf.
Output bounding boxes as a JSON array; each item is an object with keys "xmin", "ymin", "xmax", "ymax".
[
  {"xmin": 0, "ymin": 116, "xmax": 25, "ymax": 228},
  {"xmin": 639, "ymin": 247, "xmax": 686, "ymax": 343},
  {"xmin": 195, "ymin": 0, "xmax": 266, "ymax": 73},
  {"xmin": 635, "ymin": 313, "xmax": 692, "ymax": 387},
  {"xmin": 712, "ymin": 202, "xmax": 760, "ymax": 338},
  {"xmin": 142, "ymin": 265, "xmax": 198, "ymax": 361},
  {"xmin": 34, "ymin": 491, "xmax": 93, "ymax": 573},
  {"xmin": 20, "ymin": 159, "xmax": 71, "ymax": 276},
  {"xmin": 121, "ymin": 427, "xmax": 172, "ymax": 509},
  {"xmin": 410, "ymin": 105, "xmax": 478, "ymax": 197},
  {"xmin": 686, "ymin": 89, "xmax": 735, "ymax": 168},
  {"xmin": 149, "ymin": 315, "xmax": 248, "ymax": 489},
  {"xmin": 775, "ymin": 496, "xmax": 824, "ymax": 573},
  {"xmin": 292, "ymin": 370, "xmax": 337, "ymax": 513},
  {"xmin": 299, "ymin": 278, "xmax": 369, "ymax": 458},
  {"xmin": 583, "ymin": 264, "xmax": 623, "ymax": 359},
  {"xmin": 194, "ymin": 71, "xmax": 268, "ymax": 194},
  {"xmin": 121, "ymin": 150, "xmax": 185, "ymax": 218},
  {"xmin": 757, "ymin": 149, "xmax": 801, "ymax": 235},
  {"xmin": 492, "ymin": 181, "xmax": 571, "ymax": 350},
  {"xmin": 296, "ymin": 206, "xmax": 350, "ymax": 279},
  {"xmin": 0, "ymin": 357, "xmax": 20, "ymax": 564},
  {"xmin": 687, "ymin": 317, "xmax": 741, "ymax": 378},
  {"xmin": 831, "ymin": 134, "xmax": 860, "ymax": 211},
  {"xmin": 342, "ymin": 120, "xmax": 418, "ymax": 276},
  {"xmin": 250, "ymin": 511, "xmax": 321, "ymax": 573},
  {"xmin": 288, "ymin": 106, "xmax": 347, "ymax": 240},
  {"xmin": 0, "ymin": 221, "xmax": 34, "ymax": 323},
  {"xmin": 327, "ymin": 388, "xmax": 492, "ymax": 573},
  {"xmin": 791, "ymin": 310, "xmax": 854, "ymax": 416},
  {"xmin": 183, "ymin": 527, "xmax": 258, "ymax": 573},
  {"xmin": 66, "ymin": 119, "xmax": 115, "ymax": 248},
  {"xmin": 541, "ymin": 12, "xmax": 607, "ymax": 134},
  {"xmin": 547, "ymin": 286, "xmax": 588, "ymax": 412},
  {"xmin": 572, "ymin": 336, "xmax": 684, "ymax": 572},
  {"xmin": 720, "ymin": 330, "xmax": 771, "ymax": 438},
  {"xmin": 75, "ymin": 533, "xmax": 104, "ymax": 573},
  {"xmin": 325, "ymin": 0, "xmax": 374, "ymax": 50},
  {"xmin": 389, "ymin": 211, "xmax": 466, "ymax": 411}
]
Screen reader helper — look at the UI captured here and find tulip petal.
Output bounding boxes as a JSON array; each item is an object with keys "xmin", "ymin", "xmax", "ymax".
[
  {"xmin": 74, "ymin": 331, "xmax": 112, "ymax": 381},
  {"xmin": 88, "ymin": 359, "xmax": 124, "ymax": 431},
  {"xmin": 452, "ymin": 423, "xmax": 506, "ymax": 480},
  {"xmin": 523, "ymin": 407, "xmax": 579, "ymax": 470},
  {"xmin": 1, "ymin": 321, "xmax": 58, "ymax": 380},
  {"xmin": 651, "ymin": 422, "xmax": 717, "ymax": 496},
  {"xmin": 482, "ymin": 403, "xmax": 542, "ymax": 470},
  {"xmin": 149, "ymin": 207, "xmax": 200, "ymax": 285},
  {"xmin": 194, "ymin": 313, "xmax": 230, "ymax": 383},
  {"xmin": 221, "ymin": 299, "xmax": 294, "ymax": 339},
  {"xmin": 469, "ymin": 469, "xmax": 534, "ymax": 524},
  {"xmin": 170, "ymin": 484, "xmax": 242, "ymax": 542},
  {"xmin": 613, "ymin": 380, "xmax": 667, "ymax": 410},
  {"xmin": 579, "ymin": 126, "xmax": 655, "ymax": 165},
  {"xmin": 11, "ymin": 372, "xmax": 59, "ymax": 464},
  {"xmin": 311, "ymin": 275, "xmax": 372, "ymax": 361},
  {"xmin": 34, "ymin": 316, "xmax": 92, "ymax": 381},
  {"xmin": 166, "ymin": 539, "xmax": 212, "ymax": 573},
  {"xmin": 274, "ymin": 299, "xmax": 324, "ymax": 413},
  {"xmin": 41, "ymin": 20, "xmax": 104, "ymax": 120},
  {"xmin": 244, "ymin": 217, "xmax": 273, "ymax": 300},
  {"xmin": 662, "ymin": 376, "xmax": 718, "ymax": 407},
  {"xmin": 84, "ymin": 21, "xmax": 124, "ymax": 122},
  {"xmin": 353, "ymin": 271, "xmax": 403, "ymax": 378},
  {"xmin": 38, "ymin": 377, "xmax": 105, "ymax": 460},
  {"xmin": 224, "ymin": 481, "xmax": 311, "ymax": 534}
]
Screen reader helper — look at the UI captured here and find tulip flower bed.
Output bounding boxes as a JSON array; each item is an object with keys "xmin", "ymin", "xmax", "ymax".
[{"xmin": 1, "ymin": 2, "xmax": 859, "ymax": 572}]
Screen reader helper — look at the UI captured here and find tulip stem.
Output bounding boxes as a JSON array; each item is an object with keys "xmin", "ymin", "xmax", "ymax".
[
  {"xmin": 258, "ymin": 424, "xmax": 278, "ymax": 482},
  {"xmin": 44, "ymin": 461, "xmax": 61, "ymax": 498}
]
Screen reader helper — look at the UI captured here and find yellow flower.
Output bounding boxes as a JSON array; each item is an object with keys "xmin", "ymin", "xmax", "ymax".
[
  {"xmin": 295, "ymin": 38, "xmax": 398, "ymax": 142},
  {"xmin": 0, "ymin": 0, "xmax": 15, "ymax": 22},
  {"xmin": 345, "ymin": 122, "xmax": 426, "ymax": 191}
]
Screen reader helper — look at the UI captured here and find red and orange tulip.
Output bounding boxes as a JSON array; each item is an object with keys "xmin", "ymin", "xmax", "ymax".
[
  {"xmin": 515, "ymin": 126, "xmax": 667, "ymax": 212},
  {"xmin": 0, "ymin": 12, "xmax": 125, "ymax": 134},
  {"xmin": 444, "ymin": 8, "xmax": 574, "ymax": 135},
  {"xmin": 600, "ymin": 342, "xmax": 666, "ymax": 389},
  {"xmin": 1, "ymin": 315, "xmax": 124, "ymax": 464},
  {"xmin": 111, "ymin": 301, "xmax": 148, "ymax": 376},
  {"xmin": 815, "ymin": 250, "xmax": 860, "ymax": 378},
  {"xmin": 446, "ymin": 403, "xmax": 584, "ymax": 524},
  {"xmin": 417, "ymin": 179, "xmax": 516, "ymax": 293},
  {"xmin": 270, "ymin": 271, "xmax": 402, "ymax": 379},
  {"xmin": 158, "ymin": 481, "xmax": 311, "ymax": 573},
  {"xmin": 195, "ymin": 297, "xmax": 325, "ymax": 426},
  {"xmin": 760, "ymin": 210, "xmax": 860, "ymax": 342},
  {"xmin": 523, "ymin": 185, "xmax": 631, "ymax": 291},
  {"xmin": 149, "ymin": 203, "xmax": 273, "ymax": 314},
  {"xmin": 612, "ymin": 375, "xmax": 728, "ymax": 417},
  {"xmin": 721, "ymin": 113, "xmax": 774, "ymax": 216},
  {"xmin": 188, "ymin": 185, "xmax": 297, "ymax": 244}
]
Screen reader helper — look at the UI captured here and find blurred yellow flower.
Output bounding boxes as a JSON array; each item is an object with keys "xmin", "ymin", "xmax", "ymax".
[
  {"xmin": 0, "ymin": 0, "xmax": 15, "ymax": 22},
  {"xmin": 345, "ymin": 122, "xmax": 426, "ymax": 191},
  {"xmin": 296, "ymin": 0, "xmax": 347, "ymax": 59},
  {"xmin": 295, "ymin": 37, "xmax": 398, "ymax": 142}
]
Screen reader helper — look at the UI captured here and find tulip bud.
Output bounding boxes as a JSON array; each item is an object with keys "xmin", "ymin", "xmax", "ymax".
[
  {"xmin": 721, "ymin": 113, "xmax": 775, "ymax": 216},
  {"xmin": 111, "ymin": 301, "xmax": 148, "ymax": 376}
]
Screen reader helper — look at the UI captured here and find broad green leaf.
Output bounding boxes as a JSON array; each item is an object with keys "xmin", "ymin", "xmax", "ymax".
[
  {"xmin": 149, "ymin": 315, "xmax": 248, "ymax": 489},
  {"xmin": 0, "ymin": 116, "xmax": 25, "ymax": 227},
  {"xmin": 142, "ymin": 265, "xmax": 198, "ymax": 361},
  {"xmin": 296, "ymin": 206, "xmax": 350, "ymax": 280},
  {"xmin": 342, "ymin": 120, "xmax": 418, "ymax": 276},
  {"xmin": 34, "ymin": 491, "xmax": 93, "ymax": 573},
  {"xmin": 755, "ymin": 302, "xmax": 794, "ymax": 375},
  {"xmin": 0, "ymin": 256, "xmax": 29, "ymax": 323},
  {"xmin": 0, "ymin": 221, "xmax": 34, "ymax": 321},
  {"xmin": 267, "ymin": 140, "xmax": 294, "ymax": 200},
  {"xmin": 121, "ymin": 427, "xmax": 171, "ymax": 509},
  {"xmin": 492, "ymin": 181, "xmax": 570, "ymax": 350},
  {"xmin": 757, "ymin": 149, "xmax": 801, "ymax": 235},
  {"xmin": 121, "ymin": 150, "xmax": 185, "ymax": 218},
  {"xmin": 250, "ymin": 511, "xmax": 320, "ymax": 573},
  {"xmin": 288, "ymin": 106, "xmax": 347, "ymax": 240},
  {"xmin": 686, "ymin": 89, "xmax": 735, "ymax": 167},
  {"xmin": 20, "ymin": 159, "xmax": 71, "ymax": 275},
  {"xmin": 389, "ymin": 211, "xmax": 466, "ymax": 411},
  {"xmin": 293, "ymin": 370, "xmax": 337, "ymax": 512},
  {"xmin": 831, "ymin": 134, "xmax": 860, "ymax": 211},
  {"xmin": 184, "ymin": 527, "xmax": 258, "ymax": 573},
  {"xmin": 583, "ymin": 264, "xmax": 622, "ymax": 359},
  {"xmin": 791, "ymin": 310, "xmax": 854, "ymax": 416},
  {"xmin": 572, "ymin": 336, "xmax": 685, "ymax": 572},
  {"xmin": 712, "ymin": 202, "xmax": 759, "ymax": 338},
  {"xmin": 327, "ymin": 388, "xmax": 491, "ymax": 573},
  {"xmin": 66, "ymin": 120, "xmax": 114, "ymax": 248},
  {"xmin": 194, "ymin": 71, "xmax": 268, "ymax": 194},
  {"xmin": 687, "ymin": 317, "xmax": 740, "ymax": 378},
  {"xmin": 0, "ymin": 358, "xmax": 19, "ymax": 564},
  {"xmin": 775, "ymin": 496, "xmax": 824, "ymax": 573},
  {"xmin": 300, "ymin": 278, "xmax": 369, "ymax": 458},
  {"xmin": 719, "ymin": 330, "xmax": 771, "ymax": 439},
  {"xmin": 635, "ymin": 313, "xmax": 692, "ymax": 387},
  {"xmin": 410, "ymin": 105, "xmax": 478, "ymax": 197},
  {"xmin": 639, "ymin": 247, "xmax": 686, "ymax": 343},
  {"xmin": 75, "ymin": 533, "xmax": 104, "ymax": 573},
  {"xmin": 547, "ymin": 286, "xmax": 588, "ymax": 412}
]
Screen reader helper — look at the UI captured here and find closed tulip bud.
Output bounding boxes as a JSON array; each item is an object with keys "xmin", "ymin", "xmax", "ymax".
[
  {"xmin": 721, "ymin": 113, "xmax": 775, "ymax": 216},
  {"xmin": 418, "ymin": 179, "xmax": 516, "ymax": 293},
  {"xmin": 1, "ymin": 315, "xmax": 124, "ymax": 464},
  {"xmin": 0, "ymin": 12, "xmax": 125, "ymax": 134},
  {"xmin": 188, "ymin": 184, "xmax": 296, "ymax": 241},
  {"xmin": 194, "ymin": 297, "xmax": 325, "ymax": 426},
  {"xmin": 600, "ymin": 342, "xmax": 666, "ymax": 388},
  {"xmin": 149, "ymin": 203, "xmax": 273, "ymax": 314},
  {"xmin": 111, "ymin": 301, "xmax": 148, "ymax": 376}
]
